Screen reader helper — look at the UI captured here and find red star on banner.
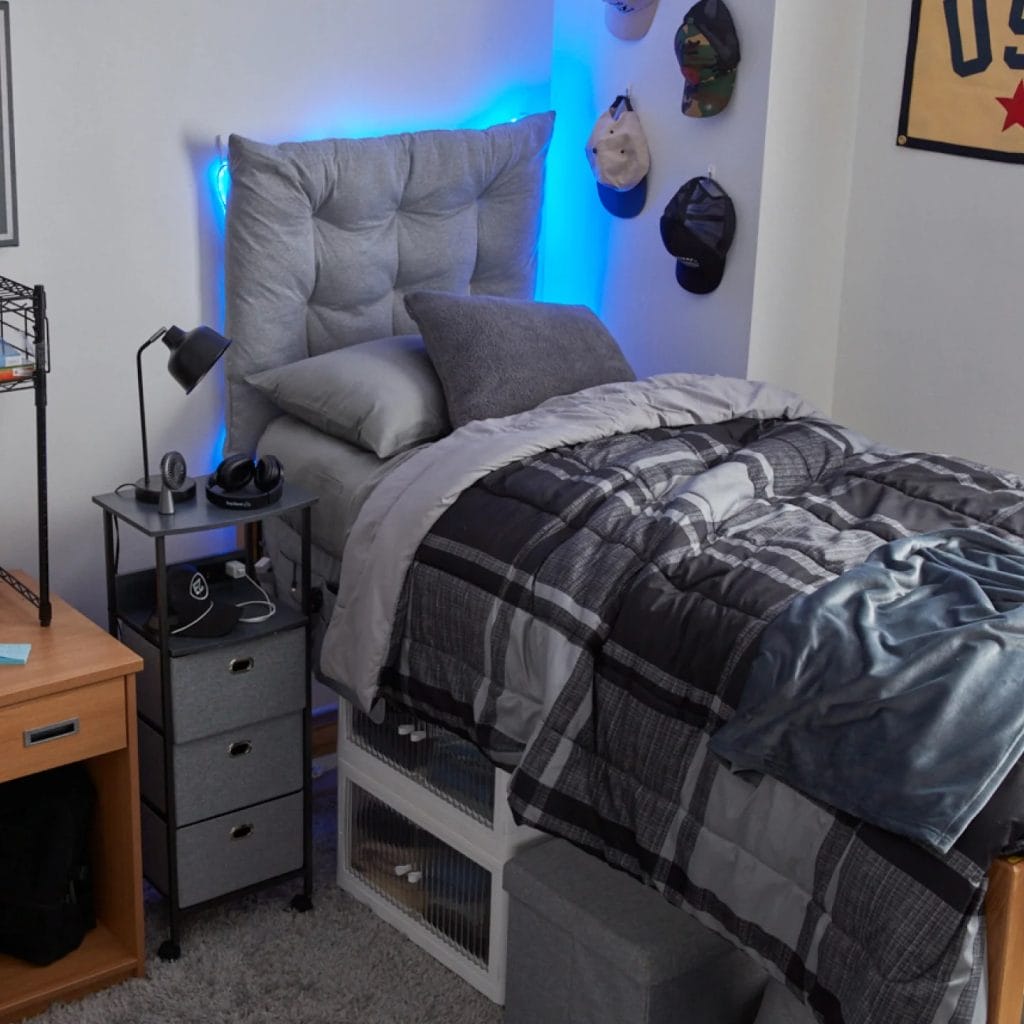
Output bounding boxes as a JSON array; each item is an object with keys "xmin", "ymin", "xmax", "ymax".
[{"xmin": 996, "ymin": 80, "xmax": 1024, "ymax": 132}]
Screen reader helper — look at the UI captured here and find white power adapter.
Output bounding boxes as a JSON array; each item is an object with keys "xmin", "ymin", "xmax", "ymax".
[{"xmin": 224, "ymin": 557, "xmax": 277, "ymax": 624}]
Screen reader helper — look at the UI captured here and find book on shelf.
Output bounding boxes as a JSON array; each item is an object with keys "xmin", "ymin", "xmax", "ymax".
[
  {"xmin": 0, "ymin": 336, "xmax": 33, "ymax": 368},
  {"xmin": 0, "ymin": 364, "xmax": 33, "ymax": 382}
]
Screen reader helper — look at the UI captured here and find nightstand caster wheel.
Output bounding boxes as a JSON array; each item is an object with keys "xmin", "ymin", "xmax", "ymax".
[
  {"xmin": 290, "ymin": 894, "xmax": 313, "ymax": 913},
  {"xmin": 158, "ymin": 939, "xmax": 181, "ymax": 961}
]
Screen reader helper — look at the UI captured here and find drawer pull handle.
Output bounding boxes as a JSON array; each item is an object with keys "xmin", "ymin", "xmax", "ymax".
[
  {"xmin": 229, "ymin": 656, "xmax": 254, "ymax": 674},
  {"xmin": 24, "ymin": 717, "xmax": 80, "ymax": 747},
  {"xmin": 409, "ymin": 730, "xmax": 427, "ymax": 743},
  {"xmin": 230, "ymin": 823, "xmax": 255, "ymax": 841},
  {"xmin": 228, "ymin": 740, "xmax": 253, "ymax": 758},
  {"xmin": 397, "ymin": 723, "xmax": 415, "ymax": 736},
  {"xmin": 394, "ymin": 863, "xmax": 413, "ymax": 877},
  {"xmin": 406, "ymin": 870, "xmax": 423, "ymax": 885}
]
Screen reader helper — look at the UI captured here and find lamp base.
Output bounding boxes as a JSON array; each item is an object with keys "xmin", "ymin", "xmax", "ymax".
[{"xmin": 134, "ymin": 475, "xmax": 197, "ymax": 504}]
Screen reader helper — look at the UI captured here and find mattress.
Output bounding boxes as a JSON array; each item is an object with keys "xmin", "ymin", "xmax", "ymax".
[{"xmin": 257, "ymin": 414, "xmax": 416, "ymax": 563}]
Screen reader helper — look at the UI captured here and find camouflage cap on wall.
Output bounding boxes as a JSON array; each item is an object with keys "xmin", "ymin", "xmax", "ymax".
[{"xmin": 674, "ymin": 0, "xmax": 741, "ymax": 118}]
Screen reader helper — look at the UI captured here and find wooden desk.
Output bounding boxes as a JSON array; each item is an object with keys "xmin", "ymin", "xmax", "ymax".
[{"xmin": 0, "ymin": 576, "xmax": 144, "ymax": 1023}]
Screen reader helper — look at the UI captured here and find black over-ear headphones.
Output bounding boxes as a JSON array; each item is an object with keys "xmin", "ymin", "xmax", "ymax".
[{"xmin": 205, "ymin": 452, "xmax": 284, "ymax": 510}]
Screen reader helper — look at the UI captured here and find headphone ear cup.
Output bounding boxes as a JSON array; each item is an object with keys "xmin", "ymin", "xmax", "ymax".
[
  {"xmin": 254, "ymin": 454, "xmax": 283, "ymax": 493},
  {"xmin": 214, "ymin": 452, "xmax": 255, "ymax": 492}
]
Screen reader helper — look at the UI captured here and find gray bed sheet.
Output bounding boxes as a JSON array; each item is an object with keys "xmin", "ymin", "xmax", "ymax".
[
  {"xmin": 257, "ymin": 413, "xmax": 414, "ymax": 562},
  {"xmin": 254, "ymin": 415, "xmax": 418, "ymax": 667}
]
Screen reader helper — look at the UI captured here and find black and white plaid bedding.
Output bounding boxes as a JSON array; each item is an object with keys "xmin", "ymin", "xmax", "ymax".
[{"xmin": 375, "ymin": 412, "xmax": 1024, "ymax": 1023}]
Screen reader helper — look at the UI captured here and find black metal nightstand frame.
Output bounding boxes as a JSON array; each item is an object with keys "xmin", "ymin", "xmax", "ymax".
[{"xmin": 92, "ymin": 477, "xmax": 318, "ymax": 961}]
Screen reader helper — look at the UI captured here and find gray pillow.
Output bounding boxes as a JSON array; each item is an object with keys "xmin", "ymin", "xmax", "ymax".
[
  {"xmin": 403, "ymin": 292, "xmax": 635, "ymax": 427},
  {"xmin": 245, "ymin": 335, "xmax": 449, "ymax": 458}
]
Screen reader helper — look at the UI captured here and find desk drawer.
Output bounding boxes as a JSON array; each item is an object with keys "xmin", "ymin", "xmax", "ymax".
[
  {"xmin": 129, "ymin": 627, "xmax": 305, "ymax": 743},
  {"xmin": 0, "ymin": 678, "xmax": 126, "ymax": 783}
]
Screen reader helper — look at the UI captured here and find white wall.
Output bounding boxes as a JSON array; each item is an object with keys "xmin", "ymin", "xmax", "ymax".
[
  {"xmin": 832, "ymin": 0, "xmax": 1024, "ymax": 472},
  {"xmin": 0, "ymin": 0, "xmax": 553, "ymax": 623},
  {"xmin": 747, "ymin": 1, "xmax": 867, "ymax": 414},
  {"xmin": 546, "ymin": 0, "xmax": 776, "ymax": 379}
]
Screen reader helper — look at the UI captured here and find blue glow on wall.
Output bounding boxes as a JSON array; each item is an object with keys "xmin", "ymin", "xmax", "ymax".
[
  {"xmin": 209, "ymin": 421, "xmax": 228, "ymax": 466},
  {"xmin": 214, "ymin": 160, "xmax": 231, "ymax": 214},
  {"xmin": 209, "ymin": 94, "xmax": 543, "ymax": 218},
  {"xmin": 535, "ymin": 49, "xmax": 611, "ymax": 318}
]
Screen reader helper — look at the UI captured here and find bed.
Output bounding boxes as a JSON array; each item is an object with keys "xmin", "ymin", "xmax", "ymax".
[{"xmin": 223, "ymin": 113, "xmax": 1024, "ymax": 1024}]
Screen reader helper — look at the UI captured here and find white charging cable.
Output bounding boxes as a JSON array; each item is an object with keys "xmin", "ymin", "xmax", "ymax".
[
  {"xmin": 226, "ymin": 560, "xmax": 277, "ymax": 624},
  {"xmin": 170, "ymin": 603, "xmax": 215, "ymax": 635}
]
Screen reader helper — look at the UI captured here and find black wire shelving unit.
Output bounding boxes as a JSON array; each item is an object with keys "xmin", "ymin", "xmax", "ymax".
[{"xmin": 0, "ymin": 274, "xmax": 51, "ymax": 625}]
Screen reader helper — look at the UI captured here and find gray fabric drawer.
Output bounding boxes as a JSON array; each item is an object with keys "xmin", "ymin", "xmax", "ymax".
[
  {"xmin": 127, "ymin": 626, "xmax": 305, "ymax": 742},
  {"xmin": 139, "ymin": 713, "xmax": 303, "ymax": 825},
  {"xmin": 142, "ymin": 791, "xmax": 303, "ymax": 908},
  {"xmin": 504, "ymin": 839, "xmax": 766, "ymax": 1024}
]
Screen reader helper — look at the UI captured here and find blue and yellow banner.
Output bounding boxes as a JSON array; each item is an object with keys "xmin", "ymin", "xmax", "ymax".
[{"xmin": 899, "ymin": 0, "xmax": 1024, "ymax": 162}]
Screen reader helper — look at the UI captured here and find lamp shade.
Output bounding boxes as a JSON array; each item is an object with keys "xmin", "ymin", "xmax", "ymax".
[{"xmin": 162, "ymin": 325, "xmax": 231, "ymax": 394}]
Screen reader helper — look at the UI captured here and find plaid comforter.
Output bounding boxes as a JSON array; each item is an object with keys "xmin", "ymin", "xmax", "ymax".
[{"xmin": 322, "ymin": 375, "xmax": 1024, "ymax": 1023}]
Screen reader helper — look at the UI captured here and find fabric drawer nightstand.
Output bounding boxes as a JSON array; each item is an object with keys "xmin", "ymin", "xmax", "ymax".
[{"xmin": 503, "ymin": 839, "xmax": 766, "ymax": 1024}]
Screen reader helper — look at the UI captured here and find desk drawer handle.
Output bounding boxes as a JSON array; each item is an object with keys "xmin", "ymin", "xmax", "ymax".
[
  {"xmin": 230, "ymin": 823, "xmax": 254, "ymax": 841},
  {"xmin": 24, "ymin": 717, "xmax": 80, "ymax": 747},
  {"xmin": 229, "ymin": 656, "xmax": 254, "ymax": 674},
  {"xmin": 228, "ymin": 740, "xmax": 253, "ymax": 758}
]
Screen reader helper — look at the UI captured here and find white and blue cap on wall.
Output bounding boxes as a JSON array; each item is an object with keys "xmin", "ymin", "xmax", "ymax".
[
  {"xmin": 585, "ymin": 95, "xmax": 651, "ymax": 219},
  {"xmin": 602, "ymin": 0, "xmax": 660, "ymax": 40}
]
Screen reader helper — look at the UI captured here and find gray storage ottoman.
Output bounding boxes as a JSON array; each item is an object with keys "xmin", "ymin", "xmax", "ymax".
[{"xmin": 504, "ymin": 839, "xmax": 766, "ymax": 1024}]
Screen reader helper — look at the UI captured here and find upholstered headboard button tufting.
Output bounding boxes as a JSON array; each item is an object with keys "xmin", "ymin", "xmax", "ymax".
[{"xmin": 223, "ymin": 112, "xmax": 555, "ymax": 455}]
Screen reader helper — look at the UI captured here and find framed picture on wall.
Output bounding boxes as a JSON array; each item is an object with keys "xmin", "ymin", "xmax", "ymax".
[
  {"xmin": 0, "ymin": 2, "xmax": 17, "ymax": 246},
  {"xmin": 898, "ymin": 0, "xmax": 1024, "ymax": 164}
]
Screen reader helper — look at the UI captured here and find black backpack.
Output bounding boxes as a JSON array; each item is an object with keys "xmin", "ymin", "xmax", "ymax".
[{"xmin": 0, "ymin": 763, "xmax": 96, "ymax": 965}]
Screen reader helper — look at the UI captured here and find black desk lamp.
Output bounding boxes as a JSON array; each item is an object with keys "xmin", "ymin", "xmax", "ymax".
[{"xmin": 134, "ymin": 324, "xmax": 231, "ymax": 504}]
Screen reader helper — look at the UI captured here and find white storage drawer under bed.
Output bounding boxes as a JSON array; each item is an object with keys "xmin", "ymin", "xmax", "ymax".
[{"xmin": 337, "ymin": 699, "xmax": 546, "ymax": 1004}]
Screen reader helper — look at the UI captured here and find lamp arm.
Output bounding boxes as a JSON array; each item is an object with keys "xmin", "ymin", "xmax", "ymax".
[{"xmin": 136, "ymin": 327, "xmax": 167, "ymax": 488}]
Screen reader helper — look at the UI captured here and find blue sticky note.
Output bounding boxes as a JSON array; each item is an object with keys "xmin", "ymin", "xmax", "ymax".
[{"xmin": 0, "ymin": 644, "xmax": 31, "ymax": 665}]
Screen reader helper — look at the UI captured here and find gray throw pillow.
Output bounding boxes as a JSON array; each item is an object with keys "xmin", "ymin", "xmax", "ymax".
[
  {"xmin": 403, "ymin": 292, "xmax": 635, "ymax": 427},
  {"xmin": 245, "ymin": 335, "xmax": 449, "ymax": 458}
]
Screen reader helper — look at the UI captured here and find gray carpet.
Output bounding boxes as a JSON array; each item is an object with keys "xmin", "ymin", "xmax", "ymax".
[{"xmin": 31, "ymin": 768, "xmax": 503, "ymax": 1024}]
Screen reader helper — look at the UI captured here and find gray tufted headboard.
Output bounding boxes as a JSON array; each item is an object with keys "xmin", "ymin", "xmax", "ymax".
[{"xmin": 223, "ymin": 111, "xmax": 555, "ymax": 455}]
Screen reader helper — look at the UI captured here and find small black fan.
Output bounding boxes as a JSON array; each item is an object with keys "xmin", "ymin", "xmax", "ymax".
[{"xmin": 158, "ymin": 451, "xmax": 187, "ymax": 516}]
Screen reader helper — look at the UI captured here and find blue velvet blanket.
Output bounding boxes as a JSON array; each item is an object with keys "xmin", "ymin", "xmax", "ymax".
[{"xmin": 711, "ymin": 528, "xmax": 1024, "ymax": 853}]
